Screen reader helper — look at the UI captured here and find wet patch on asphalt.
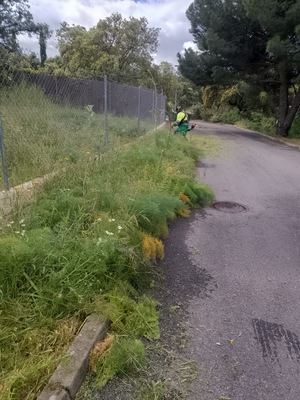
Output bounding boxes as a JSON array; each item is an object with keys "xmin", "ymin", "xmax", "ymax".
[
  {"xmin": 252, "ymin": 319, "xmax": 300, "ymax": 363},
  {"xmin": 155, "ymin": 212, "xmax": 215, "ymax": 337}
]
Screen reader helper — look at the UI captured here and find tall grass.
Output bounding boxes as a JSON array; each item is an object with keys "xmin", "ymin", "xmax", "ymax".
[
  {"xmin": 0, "ymin": 126, "xmax": 214, "ymax": 399},
  {"xmin": 0, "ymin": 84, "xmax": 152, "ymax": 188}
]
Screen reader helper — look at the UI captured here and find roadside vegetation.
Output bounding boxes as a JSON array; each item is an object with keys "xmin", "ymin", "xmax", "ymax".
[
  {"xmin": 191, "ymin": 84, "xmax": 299, "ymax": 139},
  {"xmin": 0, "ymin": 3, "xmax": 215, "ymax": 398},
  {"xmin": 0, "ymin": 84, "xmax": 153, "ymax": 189},
  {"xmin": 0, "ymin": 128, "xmax": 214, "ymax": 399},
  {"xmin": 180, "ymin": 0, "xmax": 300, "ymax": 138}
]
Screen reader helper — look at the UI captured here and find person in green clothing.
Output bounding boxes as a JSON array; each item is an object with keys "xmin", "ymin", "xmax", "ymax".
[{"xmin": 173, "ymin": 106, "xmax": 195, "ymax": 137}]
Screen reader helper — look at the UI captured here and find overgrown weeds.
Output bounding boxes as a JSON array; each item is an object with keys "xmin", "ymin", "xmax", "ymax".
[
  {"xmin": 0, "ymin": 130, "xmax": 214, "ymax": 399},
  {"xmin": 0, "ymin": 84, "xmax": 152, "ymax": 188}
]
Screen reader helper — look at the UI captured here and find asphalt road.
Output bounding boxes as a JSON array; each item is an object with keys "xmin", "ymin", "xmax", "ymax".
[
  {"xmin": 185, "ymin": 122, "xmax": 300, "ymax": 400},
  {"xmin": 80, "ymin": 122, "xmax": 300, "ymax": 400}
]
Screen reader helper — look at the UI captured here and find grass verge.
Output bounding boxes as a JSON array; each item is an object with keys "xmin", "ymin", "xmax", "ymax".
[
  {"xmin": 0, "ymin": 84, "xmax": 152, "ymax": 189},
  {"xmin": 0, "ymin": 131, "xmax": 214, "ymax": 399}
]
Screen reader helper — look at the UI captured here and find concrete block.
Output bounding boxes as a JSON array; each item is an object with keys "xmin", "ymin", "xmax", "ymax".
[
  {"xmin": 38, "ymin": 314, "xmax": 109, "ymax": 400},
  {"xmin": 37, "ymin": 387, "xmax": 70, "ymax": 400}
]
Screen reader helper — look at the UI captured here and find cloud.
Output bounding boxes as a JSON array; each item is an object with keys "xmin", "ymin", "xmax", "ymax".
[
  {"xmin": 182, "ymin": 41, "xmax": 198, "ymax": 52},
  {"xmin": 19, "ymin": 0, "xmax": 194, "ymax": 64}
]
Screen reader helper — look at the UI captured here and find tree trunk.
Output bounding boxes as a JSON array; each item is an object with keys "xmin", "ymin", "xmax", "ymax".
[
  {"xmin": 276, "ymin": 61, "xmax": 289, "ymax": 136},
  {"xmin": 39, "ymin": 31, "xmax": 47, "ymax": 67},
  {"xmin": 283, "ymin": 91, "xmax": 300, "ymax": 133},
  {"xmin": 276, "ymin": 100, "xmax": 300, "ymax": 136}
]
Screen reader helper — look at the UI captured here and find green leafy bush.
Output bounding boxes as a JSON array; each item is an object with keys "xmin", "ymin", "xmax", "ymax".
[
  {"xmin": 95, "ymin": 337, "xmax": 145, "ymax": 388},
  {"xmin": 245, "ymin": 112, "xmax": 275, "ymax": 134},
  {"xmin": 290, "ymin": 114, "xmax": 300, "ymax": 137},
  {"xmin": 210, "ymin": 107, "xmax": 241, "ymax": 124}
]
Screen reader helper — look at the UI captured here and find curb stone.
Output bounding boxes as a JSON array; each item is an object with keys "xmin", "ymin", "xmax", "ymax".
[
  {"xmin": 0, "ymin": 171, "xmax": 56, "ymax": 217},
  {"xmin": 38, "ymin": 314, "xmax": 110, "ymax": 400},
  {"xmin": 38, "ymin": 387, "xmax": 70, "ymax": 400}
]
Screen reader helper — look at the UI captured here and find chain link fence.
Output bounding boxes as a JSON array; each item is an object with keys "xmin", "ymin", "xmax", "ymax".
[{"xmin": 0, "ymin": 69, "xmax": 166, "ymax": 191}]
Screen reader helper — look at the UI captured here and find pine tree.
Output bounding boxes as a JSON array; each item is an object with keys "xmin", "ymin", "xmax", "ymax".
[{"xmin": 179, "ymin": 0, "xmax": 300, "ymax": 136}]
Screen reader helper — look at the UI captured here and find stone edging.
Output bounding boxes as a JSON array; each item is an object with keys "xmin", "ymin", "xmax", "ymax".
[
  {"xmin": 0, "ymin": 172, "xmax": 56, "ymax": 217},
  {"xmin": 37, "ymin": 314, "xmax": 110, "ymax": 400}
]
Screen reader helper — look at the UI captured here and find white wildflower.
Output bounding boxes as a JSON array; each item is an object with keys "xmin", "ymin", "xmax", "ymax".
[
  {"xmin": 105, "ymin": 231, "xmax": 114, "ymax": 236},
  {"xmin": 19, "ymin": 219, "xmax": 25, "ymax": 224},
  {"xmin": 109, "ymin": 218, "xmax": 116, "ymax": 222},
  {"xmin": 21, "ymin": 230, "xmax": 26, "ymax": 236},
  {"xmin": 118, "ymin": 225, "xmax": 123, "ymax": 230}
]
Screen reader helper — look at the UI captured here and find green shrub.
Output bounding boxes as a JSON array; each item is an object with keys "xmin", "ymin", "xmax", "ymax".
[
  {"xmin": 290, "ymin": 114, "xmax": 300, "ymax": 137},
  {"xmin": 130, "ymin": 194, "xmax": 183, "ymax": 237},
  {"xmin": 190, "ymin": 103, "xmax": 213, "ymax": 120},
  {"xmin": 210, "ymin": 107, "xmax": 241, "ymax": 124},
  {"xmin": 245, "ymin": 112, "xmax": 275, "ymax": 134},
  {"xmin": 95, "ymin": 337, "xmax": 145, "ymax": 388},
  {"xmin": 203, "ymin": 105, "xmax": 276, "ymax": 135},
  {"xmin": 96, "ymin": 287, "xmax": 159, "ymax": 339},
  {"xmin": 168, "ymin": 177, "xmax": 214, "ymax": 207}
]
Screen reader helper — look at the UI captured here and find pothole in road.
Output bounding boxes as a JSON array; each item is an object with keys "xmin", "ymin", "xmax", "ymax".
[{"xmin": 212, "ymin": 201, "xmax": 248, "ymax": 214}]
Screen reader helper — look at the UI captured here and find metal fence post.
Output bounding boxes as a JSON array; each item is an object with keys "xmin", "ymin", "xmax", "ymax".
[
  {"xmin": 161, "ymin": 90, "xmax": 164, "ymax": 124},
  {"xmin": 154, "ymin": 87, "xmax": 158, "ymax": 130},
  {"xmin": 137, "ymin": 85, "xmax": 141, "ymax": 132},
  {"xmin": 104, "ymin": 75, "xmax": 108, "ymax": 146},
  {"xmin": 0, "ymin": 117, "xmax": 10, "ymax": 190},
  {"xmin": 152, "ymin": 89, "xmax": 155, "ymax": 128}
]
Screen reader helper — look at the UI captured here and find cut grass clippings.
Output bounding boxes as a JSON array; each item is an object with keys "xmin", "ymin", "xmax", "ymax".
[{"xmin": 0, "ymin": 130, "xmax": 214, "ymax": 399}]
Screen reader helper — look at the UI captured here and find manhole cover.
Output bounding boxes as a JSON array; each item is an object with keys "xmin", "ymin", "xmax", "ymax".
[{"xmin": 212, "ymin": 201, "xmax": 248, "ymax": 213}]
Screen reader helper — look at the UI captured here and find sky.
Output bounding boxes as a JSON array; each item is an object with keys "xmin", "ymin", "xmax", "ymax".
[{"xmin": 19, "ymin": 0, "xmax": 197, "ymax": 65}]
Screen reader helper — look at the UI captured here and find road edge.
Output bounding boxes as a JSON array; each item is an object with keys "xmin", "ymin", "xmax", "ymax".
[
  {"xmin": 228, "ymin": 123, "xmax": 300, "ymax": 151},
  {"xmin": 192, "ymin": 120, "xmax": 300, "ymax": 151}
]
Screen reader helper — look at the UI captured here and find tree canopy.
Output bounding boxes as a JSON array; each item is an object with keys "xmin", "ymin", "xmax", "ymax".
[
  {"xmin": 0, "ymin": 0, "xmax": 51, "ymax": 67},
  {"xmin": 55, "ymin": 13, "xmax": 160, "ymax": 78},
  {"xmin": 0, "ymin": 0, "xmax": 34, "ymax": 51},
  {"xmin": 179, "ymin": 0, "xmax": 300, "ymax": 135}
]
